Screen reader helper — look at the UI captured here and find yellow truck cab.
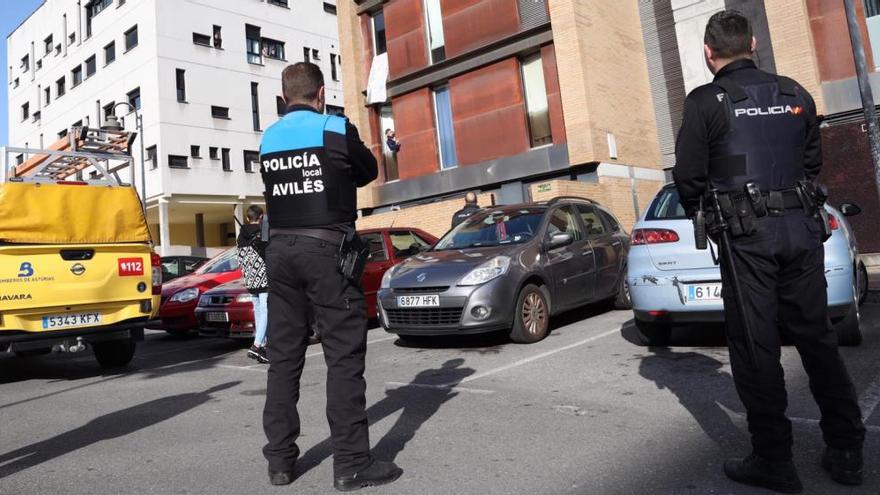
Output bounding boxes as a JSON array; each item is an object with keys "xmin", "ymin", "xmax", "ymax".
[{"xmin": 0, "ymin": 127, "xmax": 160, "ymax": 368}]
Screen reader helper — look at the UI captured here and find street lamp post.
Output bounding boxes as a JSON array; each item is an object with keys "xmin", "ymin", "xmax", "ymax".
[{"xmin": 102, "ymin": 102, "xmax": 146, "ymax": 208}]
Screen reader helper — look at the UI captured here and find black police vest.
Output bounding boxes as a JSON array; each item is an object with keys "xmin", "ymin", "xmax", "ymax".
[
  {"xmin": 709, "ymin": 75, "xmax": 808, "ymax": 193},
  {"xmin": 259, "ymin": 110, "xmax": 356, "ymax": 228}
]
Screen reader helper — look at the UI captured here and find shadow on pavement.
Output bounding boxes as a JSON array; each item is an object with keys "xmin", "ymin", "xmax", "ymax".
[
  {"xmin": 292, "ymin": 358, "xmax": 475, "ymax": 478},
  {"xmin": 638, "ymin": 347, "xmax": 747, "ymax": 452},
  {"xmin": 0, "ymin": 381, "xmax": 240, "ymax": 479},
  {"xmin": 621, "ymin": 319, "xmax": 727, "ymax": 347}
]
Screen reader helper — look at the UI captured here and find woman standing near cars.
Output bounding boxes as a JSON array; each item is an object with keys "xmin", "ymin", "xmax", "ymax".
[{"xmin": 238, "ymin": 205, "xmax": 270, "ymax": 363}]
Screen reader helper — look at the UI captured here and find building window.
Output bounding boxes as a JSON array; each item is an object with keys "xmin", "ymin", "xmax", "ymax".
[
  {"xmin": 15, "ymin": 154, "xmax": 24, "ymax": 166},
  {"xmin": 303, "ymin": 46, "xmax": 311, "ymax": 63},
  {"xmin": 176, "ymin": 69, "xmax": 186, "ymax": 102},
  {"xmin": 58, "ymin": 128, "xmax": 69, "ymax": 139},
  {"xmin": 44, "ymin": 35, "xmax": 53, "ymax": 55},
  {"xmin": 33, "ymin": 110, "xmax": 41, "ymax": 122},
  {"xmin": 868, "ymin": 0, "xmax": 880, "ymax": 17},
  {"xmin": 55, "ymin": 43, "xmax": 61, "ymax": 55},
  {"xmin": 221, "ymin": 148, "xmax": 231, "ymax": 171},
  {"xmin": 127, "ymin": 87, "xmax": 141, "ymax": 110},
  {"xmin": 191, "ymin": 145, "xmax": 201, "ymax": 158},
  {"xmin": 521, "ymin": 52, "xmax": 552, "ymax": 147},
  {"xmin": 36, "ymin": 60, "xmax": 43, "ymax": 71},
  {"xmin": 56, "ymin": 77, "xmax": 66, "ymax": 97},
  {"xmin": 213, "ymin": 25, "xmax": 222, "ymax": 48},
  {"xmin": 21, "ymin": 55, "xmax": 29, "ymax": 73},
  {"xmin": 268, "ymin": 0, "xmax": 289, "ymax": 7},
  {"xmin": 371, "ymin": 11, "xmax": 387, "ymax": 55},
  {"xmin": 193, "ymin": 33, "xmax": 211, "ymax": 46},
  {"xmin": 243, "ymin": 150, "xmax": 260, "ymax": 173},
  {"xmin": 326, "ymin": 105, "xmax": 345, "ymax": 116},
  {"xmin": 424, "ymin": 0, "xmax": 446, "ymax": 62},
  {"xmin": 69, "ymin": 32, "xmax": 76, "ymax": 46},
  {"xmin": 85, "ymin": 0, "xmax": 112, "ymax": 38},
  {"xmin": 21, "ymin": 102, "xmax": 30, "ymax": 121},
  {"xmin": 168, "ymin": 155, "xmax": 188, "ymax": 169},
  {"xmin": 276, "ymin": 96, "xmax": 287, "ymax": 116},
  {"xmin": 379, "ymin": 104, "xmax": 398, "ymax": 181},
  {"xmin": 85, "ymin": 55, "xmax": 97, "ymax": 77},
  {"xmin": 44, "ymin": 87, "xmax": 51, "ymax": 106},
  {"xmin": 262, "ymin": 38, "xmax": 285, "ymax": 60},
  {"xmin": 124, "ymin": 25, "xmax": 138, "ymax": 51},
  {"xmin": 103, "ymin": 101, "xmax": 115, "ymax": 121},
  {"xmin": 330, "ymin": 53, "xmax": 339, "ymax": 81},
  {"xmin": 432, "ymin": 85, "xmax": 457, "ymax": 169},
  {"xmin": 324, "ymin": 2, "xmax": 337, "ymax": 14},
  {"xmin": 250, "ymin": 82, "xmax": 261, "ymax": 131},
  {"xmin": 209, "ymin": 146, "xmax": 219, "ymax": 159},
  {"xmin": 311, "ymin": 48, "xmax": 320, "ymax": 61},
  {"xmin": 212, "ymin": 106, "xmax": 230, "ymax": 119},
  {"xmin": 104, "ymin": 41, "xmax": 116, "ymax": 65},
  {"xmin": 71, "ymin": 65, "xmax": 83, "ymax": 86},
  {"xmin": 146, "ymin": 145, "xmax": 157, "ymax": 168},
  {"xmin": 246, "ymin": 24, "xmax": 262, "ymax": 64},
  {"xmin": 13, "ymin": 78, "xmax": 19, "ymax": 88}
]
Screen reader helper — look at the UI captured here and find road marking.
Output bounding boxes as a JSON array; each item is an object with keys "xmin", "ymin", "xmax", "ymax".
[
  {"xmin": 442, "ymin": 328, "xmax": 619, "ymax": 387},
  {"xmin": 858, "ymin": 374, "xmax": 880, "ymax": 422},
  {"xmin": 218, "ymin": 364, "xmax": 268, "ymax": 373},
  {"xmin": 384, "ymin": 381, "xmax": 496, "ymax": 395},
  {"xmin": 720, "ymin": 403, "xmax": 880, "ymax": 433}
]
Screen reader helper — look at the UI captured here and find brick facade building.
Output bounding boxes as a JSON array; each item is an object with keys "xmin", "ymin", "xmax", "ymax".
[{"xmin": 340, "ymin": 0, "xmax": 665, "ymax": 238}]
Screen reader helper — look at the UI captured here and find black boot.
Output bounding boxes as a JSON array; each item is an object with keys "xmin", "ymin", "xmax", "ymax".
[
  {"xmin": 333, "ymin": 461, "xmax": 403, "ymax": 492},
  {"xmin": 268, "ymin": 469, "xmax": 295, "ymax": 486},
  {"xmin": 822, "ymin": 447, "xmax": 863, "ymax": 486},
  {"xmin": 723, "ymin": 453, "xmax": 803, "ymax": 494}
]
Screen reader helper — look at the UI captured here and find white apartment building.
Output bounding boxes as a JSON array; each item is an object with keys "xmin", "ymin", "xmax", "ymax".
[{"xmin": 6, "ymin": 0, "xmax": 344, "ymax": 256}]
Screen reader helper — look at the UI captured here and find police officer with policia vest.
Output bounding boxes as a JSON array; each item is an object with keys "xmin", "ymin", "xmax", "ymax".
[
  {"xmin": 673, "ymin": 11, "xmax": 865, "ymax": 493},
  {"xmin": 259, "ymin": 62, "xmax": 403, "ymax": 491}
]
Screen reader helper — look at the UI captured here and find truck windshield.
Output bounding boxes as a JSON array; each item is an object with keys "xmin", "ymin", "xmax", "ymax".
[{"xmin": 434, "ymin": 208, "xmax": 545, "ymax": 250}]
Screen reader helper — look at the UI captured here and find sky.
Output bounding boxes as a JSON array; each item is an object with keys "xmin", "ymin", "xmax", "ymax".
[{"xmin": 1, "ymin": 0, "xmax": 45, "ymax": 146}]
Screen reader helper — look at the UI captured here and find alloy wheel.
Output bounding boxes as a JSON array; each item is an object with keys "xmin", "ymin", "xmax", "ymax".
[{"xmin": 522, "ymin": 292, "xmax": 547, "ymax": 335}]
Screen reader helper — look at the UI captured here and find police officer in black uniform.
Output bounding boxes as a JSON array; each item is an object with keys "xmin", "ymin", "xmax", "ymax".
[
  {"xmin": 673, "ymin": 11, "xmax": 865, "ymax": 493},
  {"xmin": 259, "ymin": 62, "xmax": 403, "ymax": 491}
]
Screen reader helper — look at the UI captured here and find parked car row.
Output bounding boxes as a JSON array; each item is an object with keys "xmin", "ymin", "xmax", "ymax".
[
  {"xmin": 155, "ymin": 189, "xmax": 866, "ymax": 348},
  {"xmin": 155, "ymin": 228, "xmax": 438, "ymax": 339}
]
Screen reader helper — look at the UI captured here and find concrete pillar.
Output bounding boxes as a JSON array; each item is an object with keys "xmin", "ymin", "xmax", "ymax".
[
  {"xmin": 158, "ymin": 199, "xmax": 171, "ymax": 256},
  {"xmin": 233, "ymin": 202, "xmax": 244, "ymax": 237}
]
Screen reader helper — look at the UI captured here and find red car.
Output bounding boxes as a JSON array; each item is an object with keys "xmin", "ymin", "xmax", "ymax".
[
  {"xmin": 195, "ymin": 227, "xmax": 438, "ymax": 339},
  {"xmin": 157, "ymin": 248, "xmax": 241, "ymax": 334}
]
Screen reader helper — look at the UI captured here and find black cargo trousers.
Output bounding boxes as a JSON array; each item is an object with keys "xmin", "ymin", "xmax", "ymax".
[
  {"xmin": 719, "ymin": 210, "xmax": 865, "ymax": 461},
  {"xmin": 262, "ymin": 233, "xmax": 372, "ymax": 477}
]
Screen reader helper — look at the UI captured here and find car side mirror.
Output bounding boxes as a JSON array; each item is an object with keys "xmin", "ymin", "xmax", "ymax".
[
  {"xmin": 547, "ymin": 232, "xmax": 573, "ymax": 250},
  {"xmin": 840, "ymin": 203, "xmax": 862, "ymax": 217}
]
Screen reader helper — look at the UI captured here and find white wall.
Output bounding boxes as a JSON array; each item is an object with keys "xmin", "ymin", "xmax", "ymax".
[{"xmin": 671, "ymin": 0, "xmax": 723, "ymax": 94}]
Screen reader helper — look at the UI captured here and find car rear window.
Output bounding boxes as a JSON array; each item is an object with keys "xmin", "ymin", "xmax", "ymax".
[{"xmin": 646, "ymin": 188, "xmax": 687, "ymax": 220}]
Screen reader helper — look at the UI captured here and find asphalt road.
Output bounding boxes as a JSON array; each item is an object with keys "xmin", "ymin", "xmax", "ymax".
[{"xmin": 2, "ymin": 303, "xmax": 879, "ymax": 495}]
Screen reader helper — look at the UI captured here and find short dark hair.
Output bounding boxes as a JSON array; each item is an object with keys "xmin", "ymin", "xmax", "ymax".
[
  {"xmin": 246, "ymin": 205, "xmax": 264, "ymax": 223},
  {"xmin": 704, "ymin": 10, "xmax": 753, "ymax": 59},
  {"xmin": 282, "ymin": 62, "xmax": 324, "ymax": 103}
]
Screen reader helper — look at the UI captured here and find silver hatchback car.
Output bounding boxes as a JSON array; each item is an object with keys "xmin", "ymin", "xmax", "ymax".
[
  {"xmin": 627, "ymin": 184, "xmax": 867, "ymax": 346},
  {"xmin": 378, "ymin": 198, "xmax": 631, "ymax": 344}
]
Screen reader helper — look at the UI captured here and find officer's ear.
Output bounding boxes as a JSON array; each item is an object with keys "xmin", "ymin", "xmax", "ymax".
[{"xmin": 749, "ymin": 36, "xmax": 757, "ymax": 54}]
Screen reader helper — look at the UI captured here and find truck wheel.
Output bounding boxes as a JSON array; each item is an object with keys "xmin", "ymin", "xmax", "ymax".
[
  {"xmin": 93, "ymin": 340, "xmax": 136, "ymax": 368},
  {"xmin": 510, "ymin": 284, "xmax": 550, "ymax": 344},
  {"xmin": 835, "ymin": 282, "xmax": 862, "ymax": 347},
  {"xmin": 635, "ymin": 320, "xmax": 672, "ymax": 346},
  {"xmin": 613, "ymin": 275, "xmax": 633, "ymax": 310}
]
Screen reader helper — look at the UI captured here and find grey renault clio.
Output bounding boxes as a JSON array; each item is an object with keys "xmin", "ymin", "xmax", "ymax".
[{"xmin": 377, "ymin": 197, "xmax": 631, "ymax": 343}]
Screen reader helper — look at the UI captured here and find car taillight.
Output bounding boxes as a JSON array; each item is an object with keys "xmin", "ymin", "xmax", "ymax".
[
  {"xmin": 150, "ymin": 252, "xmax": 162, "ymax": 294},
  {"xmin": 631, "ymin": 229, "xmax": 680, "ymax": 245},
  {"xmin": 828, "ymin": 214, "xmax": 840, "ymax": 231}
]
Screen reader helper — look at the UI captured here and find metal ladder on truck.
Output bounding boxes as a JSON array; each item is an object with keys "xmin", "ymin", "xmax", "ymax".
[{"xmin": 1, "ymin": 126, "xmax": 136, "ymax": 186}]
